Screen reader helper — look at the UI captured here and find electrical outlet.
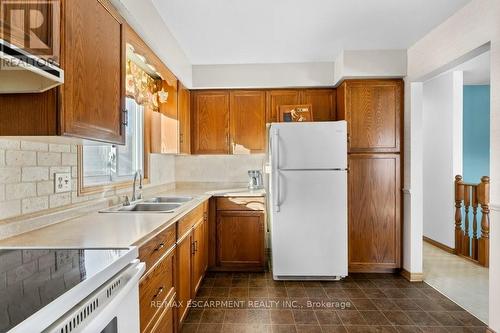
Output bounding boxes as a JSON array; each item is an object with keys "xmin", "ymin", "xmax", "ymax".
[{"xmin": 54, "ymin": 173, "xmax": 71, "ymax": 193}]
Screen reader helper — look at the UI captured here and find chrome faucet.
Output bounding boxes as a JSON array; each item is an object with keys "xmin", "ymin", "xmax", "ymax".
[{"xmin": 131, "ymin": 170, "xmax": 143, "ymax": 202}]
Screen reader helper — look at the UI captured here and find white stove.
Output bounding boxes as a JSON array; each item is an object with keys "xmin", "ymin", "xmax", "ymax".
[{"xmin": 0, "ymin": 247, "xmax": 145, "ymax": 333}]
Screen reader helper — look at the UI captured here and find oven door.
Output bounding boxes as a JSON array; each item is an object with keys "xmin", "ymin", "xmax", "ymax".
[{"xmin": 44, "ymin": 261, "xmax": 145, "ymax": 333}]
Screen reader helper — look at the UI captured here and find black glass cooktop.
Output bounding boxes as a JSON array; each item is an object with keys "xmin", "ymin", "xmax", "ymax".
[{"xmin": 0, "ymin": 248, "xmax": 130, "ymax": 332}]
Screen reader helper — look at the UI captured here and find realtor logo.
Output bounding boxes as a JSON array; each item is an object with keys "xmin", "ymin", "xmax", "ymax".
[{"xmin": 0, "ymin": 0, "xmax": 59, "ymax": 60}]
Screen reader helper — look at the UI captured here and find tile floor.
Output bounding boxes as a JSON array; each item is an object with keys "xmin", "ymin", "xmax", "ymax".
[
  {"xmin": 423, "ymin": 241, "xmax": 489, "ymax": 323},
  {"xmin": 180, "ymin": 271, "xmax": 487, "ymax": 333}
]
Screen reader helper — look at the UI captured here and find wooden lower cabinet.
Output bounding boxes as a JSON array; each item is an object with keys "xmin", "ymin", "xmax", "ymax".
[
  {"xmin": 176, "ymin": 232, "xmax": 193, "ymax": 325},
  {"xmin": 150, "ymin": 293, "xmax": 175, "ymax": 333},
  {"xmin": 191, "ymin": 217, "xmax": 208, "ymax": 295},
  {"xmin": 139, "ymin": 247, "xmax": 176, "ymax": 332},
  {"xmin": 215, "ymin": 208, "xmax": 266, "ymax": 271},
  {"xmin": 348, "ymin": 154, "xmax": 401, "ymax": 272}
]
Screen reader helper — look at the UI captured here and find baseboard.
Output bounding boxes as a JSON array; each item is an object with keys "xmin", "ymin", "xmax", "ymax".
[
  {"xmin": 423, "ymin": 236, "xmax": 456, "ymax": 254},
  {"xmin": 487, "ymin": 327, "xmax": 496, "ymax": 333},
  {"xmin": 400, "ymin": 269, "xmax": 424, "ymax": 282}
]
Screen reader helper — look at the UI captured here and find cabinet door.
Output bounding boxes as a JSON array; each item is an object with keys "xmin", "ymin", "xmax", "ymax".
[
  {"xmin": 340, "ymin": 80, "xmax": 402, "ymax": 153},
  {"xmin": 229, "ymin": 90, "xmax": 266, "ymax": 154},
  {"xmin": 301, "ymin": 89, "xmax": 336, "ymax": 121},
  {"xmin": 216, "ymin": 211, "xmax": 265, "ymax": 269},
  {"xmin": 191, "ymin": 218, "xmax": 205, "ymax": 295},
  {"xmin": 266, "ymin": 90, "xmax": 301, "ymax": 123},
  {"xmin": 60, "ymin": 0, "xmax": 125, "ymax": 144},
  {"xmin": 178, "ymin": 82, "xmax": 191, "ymax": 154},
  {"xmin": 191, "ymin": 90, "xmax": 230, "ymax": 154},
  {"xmin": 152, "ymin": 80, "xmax": 179, "ymax": 154},
  {"xmin": 348, "ymin": 154, "xmax": 401, "ymax": 272},
  {"xmin": 177, "ymin": 233, "xmax": 192, "ymax": 324}
]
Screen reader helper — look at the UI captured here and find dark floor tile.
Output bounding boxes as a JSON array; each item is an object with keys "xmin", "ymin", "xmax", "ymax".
[
  {"xmin": 337, "ymin": 310, "xmax": 367, "ymax": 325},
  {"xmin": 412, "ymin": 299, "xmax": 445, "ymax": 312},
  {"xmin": 372, "ymin": 298, "xmax": 399, "ymax": 311},
  {"xmin": 212, "ymin": 287, "xmax": 230, "ymax": 297},
  {"xmin": 270, "ymin": 310, "xmax": 295, "ymax": 324},
  {"xmin": 371, "ymin": 280, "xmax": 398, "ymax": 289},
  {"xmin": 427, "ymin": 312, "xmax": 462, "ymax": 326},
  {"xmin": 363, "ymin": 289, "xmax": 387, "ymax": 299},
  {"xmin": 224, "ymin": 309, "xmax": 249, "ymax": 323},
  {"xmin": 229, "ymin": 287, "xmax": 249, "ymax": 298},
  {"xmin": 382, "ymin": 311, "xmax": 414, "ymax": 326},
  {"xmin": 359, "ymin": 310, "xmax": 391, "ymax": 325},
  {"xmin": 344, "ymin": 289, "xmax": 367, "ymax": 299},
  {"xmin": 346, "ymin": 326, "xmax": 397, "ymax": 333},
  {"xmin": 400, "ymin": 289, "xmax": 427, "ymax": 299},
  {"xmin": 268, "ymin": 287, "xmax": 288, "ymax": 298},
  {"xmin": 419, "ymin": 289, "xmax": 446, "ymax": 300},
  {"xmin": 351, "ymin": 299, "xmax": 377, "ymax": 310},
  {"xmin": 287, "ymin": 287, "xmax": 307, "ymax": 298},
  {"xmin": 418, "ymin": 327, "xmax": 449, "ymax": 333},
  {"xmin": 248, "ymin": 309, "xmax": 271, "ymax": 323},
  {"xmin": 285, "ymin": 281, "xmax": 304, "ymax": 288},
  {"xmin": 202, "ymin": 309, "xmax": 226, "ymax": 323},
  {"xmin": 249, "ymin": 287, "xmax": 269, "ymax": 298},
  {"xmin": 321, "ymin": 326, "xmax": 348, "ymax": 333},
  {"xmin": 444, "ymin": 327, "xmax": 486, "ymax": 333},
  {"xmin": 393, "ymin": 299, "xmax": 421, "ymax": 311},
  {"xmin": 339, "ymin": 281, "xmax": 362, "ymax": 290},
  {"xmin": 180, "ymin": 323, "xmax": 199, "ymax": 333},
  {"xmin": 394, "ymin": 326, "xmax": 422, "ymax": 333},
  {"xmin": 198, "ymin": 287, "xmax": 212, "ymax": 297},
  {"xmin": 449, "ymin": 311, "xmax": 486, "ymax": 327},
  {"xmin": 314, "ymin": 310, "xmax": 342, "ymax": 325},
  {"xmin": 355, "ymin": 280, "xmax": 377, "ymax": 289},
  {"xmin": 435, "ymin": 299, "xmax": 464, "ymax": 311},
  {"xmin": 249, "ymin": 278, "xmax": 269, "ymax": 288},
  {"xmin": 305, "ymin": 288, "xmax": 327, "ymax": 298},
  {"xmin": 382, "ymin": 289, "xmax": 408, "ymax": 299},
  {"xmin": 185, "ymin": 309, "xmax": 204, "ymax": 323},
  {"xmin": 214, "ymin": 277, "xmax": 233, "ymax": 287},
  {"xmin": 293, "ymin": 310, "xmax": 318, "ymax": 324},
  {"xmin": 404, "ymin": 311, "xmax": 439, "ymax": 326},
  {"xmin": 197, "ymin": 323, "xmax": 224, "ymax": 332},
  {"xmin": 326, "ymin": 289, "xmax": 348, "ymax": 298},
  {"xmin": 302, "ymin": 281, "xmax": 323, "ymax": 288},
  {"xmin": 295, "ymin": 325, "xmax": 322, "ymax": 333},
  {"xmin": 271, "ymin": 324, "xmax": 297, "ymax": 333},
  {"xmin": 232, "ymin": 278, "xmax": 249, "ymax": 287}
]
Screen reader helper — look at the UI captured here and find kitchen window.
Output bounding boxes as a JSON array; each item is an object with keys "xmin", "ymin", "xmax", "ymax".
[{"xmin": 81, "ymin": 97, "xmax": 145, "ymax": 188}]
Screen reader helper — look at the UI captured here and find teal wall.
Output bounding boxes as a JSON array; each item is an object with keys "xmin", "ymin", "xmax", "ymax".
[
  {"xmin": 463, "ymin": 85, "xmax": 490, "ymax": 183},
  {"xmin": 462, "ymin": 85, "xmax": 490, "ymax": 238}
]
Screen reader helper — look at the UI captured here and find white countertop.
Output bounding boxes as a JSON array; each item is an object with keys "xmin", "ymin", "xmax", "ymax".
[{"xmin": 0, "ymin": 185, "xmax": 266, "ymax": 248}]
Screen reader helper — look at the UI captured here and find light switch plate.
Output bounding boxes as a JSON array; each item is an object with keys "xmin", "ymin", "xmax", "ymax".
[{"xmin": 54, "ymin": 173, "xmax": 71, "ymax": 193}]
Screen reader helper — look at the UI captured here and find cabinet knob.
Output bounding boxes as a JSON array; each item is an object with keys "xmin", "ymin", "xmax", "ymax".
[
  {"xmin": 153, "ymin": 286, "xmax": 164, "ymax": 299},
  {"xmin": 153, "ymin": 242, "xmax": 165, "ymax": 252}
]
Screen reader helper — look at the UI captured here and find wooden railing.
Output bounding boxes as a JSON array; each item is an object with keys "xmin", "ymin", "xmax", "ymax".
[{"xmin": 454, "ymin": 175, "xmax": 490, "ymax": 267}]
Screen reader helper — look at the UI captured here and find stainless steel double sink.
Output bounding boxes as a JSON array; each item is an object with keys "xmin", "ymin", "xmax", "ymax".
[{"xmin": 99, "ymin": 196, "xmax": 193, "ymax": 213}]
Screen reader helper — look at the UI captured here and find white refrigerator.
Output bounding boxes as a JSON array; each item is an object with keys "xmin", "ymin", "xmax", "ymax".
[{"xmin": 266, "ymin": 121, "xmax": 348, "ymax": 280}]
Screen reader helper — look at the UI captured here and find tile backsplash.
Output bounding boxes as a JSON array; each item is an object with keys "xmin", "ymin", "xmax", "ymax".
[{"xmin": 0, "ymin": 137, "xmax": 263, "ymax": 222}]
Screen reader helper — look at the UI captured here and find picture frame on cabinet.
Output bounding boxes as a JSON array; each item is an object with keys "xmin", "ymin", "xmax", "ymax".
[{"xmin": 279, "ymin": 104, "xmax": 313, "ymax": 122}]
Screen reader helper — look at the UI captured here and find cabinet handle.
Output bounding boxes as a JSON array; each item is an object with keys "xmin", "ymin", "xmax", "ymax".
[
  {"xmin": 122, "ymin": 109, "xmax": 129, "ymax": 127},
  {"xmin": 153, "ymin": 242, "xmax": 165, "ymax": 252},
  {"xmin": 191, "ymin": 242, "xmax": 195, "ymax": 255},
  {"xmin": 153, "ymin": 286, "xmax": 164, "ymax": 299},
  {"xmin": 194, "ymin": 240, "xmax": 198, "ymax": 252}
]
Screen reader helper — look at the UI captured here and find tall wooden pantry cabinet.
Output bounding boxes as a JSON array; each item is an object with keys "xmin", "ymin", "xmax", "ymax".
[{"xmin": 337, "ymin": 79, "xmax": 403, "ymax": 273}]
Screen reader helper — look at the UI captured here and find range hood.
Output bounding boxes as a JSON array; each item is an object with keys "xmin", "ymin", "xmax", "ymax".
[{"xmin": 0, "ymin": 38, "xmax": 64, "ymax": 93}]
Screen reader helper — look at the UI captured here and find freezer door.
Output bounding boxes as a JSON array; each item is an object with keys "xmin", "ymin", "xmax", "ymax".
[
  {"xmin": 270, "ymin": 169, "xmax": 347, "ymax": 278},
  {"xmin": 270, "ymin": 121, "xmax": 347, "ymax": 170}
]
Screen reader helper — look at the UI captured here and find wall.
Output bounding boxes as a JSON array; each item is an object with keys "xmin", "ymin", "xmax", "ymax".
[
  {"xmin": 463, "ymin": 85, "xmax": 490, "ymax": 183},
  {"xmin": 192, "ymin": 63, "xmax": 335, "ymax": 89},
  {"xmin": 0, "ymin": 138, "xmax": 175, "ymax": 221},
  {"xmin": 422, "ymin": 71, "xmax": 463, "ymax": 248},
  {"xmin": 175, "ymin": 154, "xmax": 265, "ymax": 184},
  {"xmin": 333, "ymin": 49, "xmax": 407, "ymax": 85},
  {"xmin": 405, "ymin": 0, "xmax": 500, "ymax": 329}
]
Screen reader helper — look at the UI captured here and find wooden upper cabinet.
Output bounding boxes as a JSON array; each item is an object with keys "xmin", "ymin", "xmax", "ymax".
[
  {"xmin": 151, "ymin": 80, "xmax": 179, "ymax": 154},
  {"xmin": 301, "ymin": 89, "xmax": 336, "ymax": 121},
  {"xmin": 230, "ymin": 90, "xmax": 266, "ymax": 154},
  {"xmin": 337, "ymin": 80, "xmax": 402, "ymax": 153},
  {"xmin": 348, "ymin": 154, "xmax": 401, "ymax": 272},
  {"xmin": 191, "ymin": 90, "xmax": 230, "ymax": 154},
  {"xmin": 178, "ymin": 82, "xmax": 191, "ymax": 154},
  {"xmin": 266, "ymin": 90, "xmax": 301, "ymax": 123},
  {"xmin": 60, "ymin": 0, "xmax": 125, "ymax": 144}
]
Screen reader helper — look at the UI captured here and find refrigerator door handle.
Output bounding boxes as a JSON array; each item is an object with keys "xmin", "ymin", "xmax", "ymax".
[{"xmin": 272, "ymin": 129, "xmax": 280, "ymax": 212}]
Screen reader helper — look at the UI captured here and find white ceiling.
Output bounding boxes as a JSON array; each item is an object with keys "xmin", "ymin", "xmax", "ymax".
[{"xmin": 152, "ymin": 0, "xmax": 471, "ymax": 65}]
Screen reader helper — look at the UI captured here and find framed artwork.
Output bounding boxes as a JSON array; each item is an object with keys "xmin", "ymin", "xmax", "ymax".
[{"xmin": 278, "ymin": 104, "xmax": 313, "ymax": 122}]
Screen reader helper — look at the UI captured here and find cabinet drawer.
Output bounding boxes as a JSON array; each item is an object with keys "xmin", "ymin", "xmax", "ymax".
[
  {"xmin": 216, "ymin": 197, "xmax": 265, "ymax": 211},
  {"xmin": 150, "ymin": 293, "xmax": 175, "ymax": 333},
  {"xmin": 178, "ymin": 203, "xmax": 205, "ymax": 239},
  {"xmin": 139, "ymin": 225, "xmax": 176, "ymax": 272},
  {"xmin": 140, "ymin": 248, "xmax": 176, "ymax": 331}
]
